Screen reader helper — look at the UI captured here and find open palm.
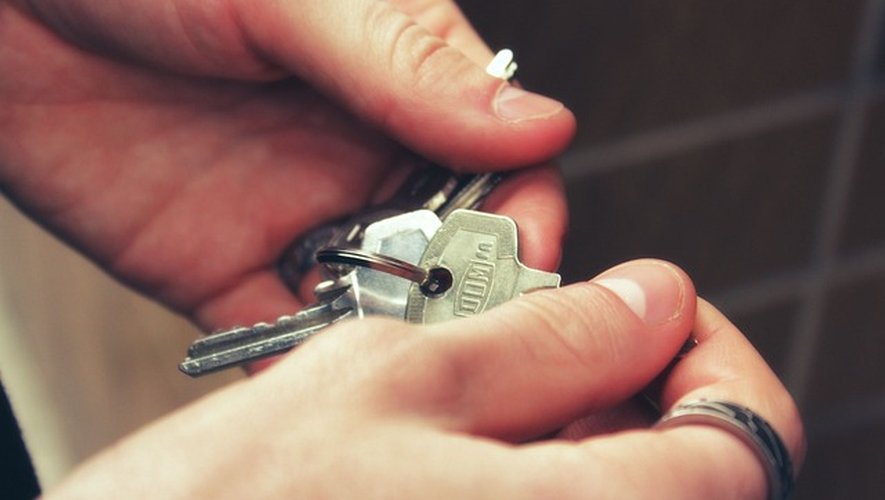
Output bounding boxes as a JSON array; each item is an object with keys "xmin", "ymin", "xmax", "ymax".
[{"xmin": 0, "ymin": 1, "xmax": 574, "ymax": 332}]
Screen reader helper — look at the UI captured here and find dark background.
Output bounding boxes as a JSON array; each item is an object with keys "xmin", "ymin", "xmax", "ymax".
[{"xmin": 458, "ymin": 0, "xmax": 885, "ymax": 498}]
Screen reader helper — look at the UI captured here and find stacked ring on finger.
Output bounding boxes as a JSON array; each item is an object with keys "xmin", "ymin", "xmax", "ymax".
[{"xmin": 655, "ymin": 399, "xmax": 794, "ymax": 500}]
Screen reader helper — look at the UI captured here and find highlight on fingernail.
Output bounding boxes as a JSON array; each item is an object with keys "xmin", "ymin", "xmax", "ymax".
[
  {"xmin": 493, "ymin": 84, "xmax": 564, "ymax": 122},
  {"xmin": 593, "ymin": 260, "xmax": 685, "ymax": 326}
]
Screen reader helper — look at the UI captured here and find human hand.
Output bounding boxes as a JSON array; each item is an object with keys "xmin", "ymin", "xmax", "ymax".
[
  {"xmin": 49, "ymin": 260, "xmax": 804, "ymax": 499},
  {"xmin": 0, "ymin": 0, "xmax": 575, "ymax": 331}
]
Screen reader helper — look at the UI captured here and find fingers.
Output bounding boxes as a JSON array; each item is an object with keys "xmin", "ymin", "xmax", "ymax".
[
  {"xmin": 389, "ymin": 259, "xmax": 696, "ymax": 440},
  {"xmin": 237, "ymin": 0, "xmax": 575, "ymax": 169},
  {"xmin": 657, "ymin": 298, "xmax": 806, "ymax": 469},
  {"xmin": 20, "ymin": 0, "xmax": 573, "ymax": 167},
  {"xmin": 533, "ymin": 299, "xmax": 805, "ymax": 499}
]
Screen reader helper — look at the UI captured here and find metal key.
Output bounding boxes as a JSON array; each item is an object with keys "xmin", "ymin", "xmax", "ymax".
[
  {"xmin": 323, "ymin": 209, "xmax": 441, "ymax": 319},
  {"xmin": 178, "ymin": 285, "xmax": 352, "ymax": 376},
  {"xmin": 180, "ymin": 209, "xmax": 443, "ymax": 376},
  {"xmin": 405, "ymin": 209, "xmax": 560, "ymax": 323},
  {"xmin": 180, "ymin": 208, "xmax": 557, "ymax": 376}
]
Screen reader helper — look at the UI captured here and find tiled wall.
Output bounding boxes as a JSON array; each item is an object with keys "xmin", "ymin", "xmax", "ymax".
[{"xmin": 459, "ymin": 0, "xmax": 885, "ymax": 498}]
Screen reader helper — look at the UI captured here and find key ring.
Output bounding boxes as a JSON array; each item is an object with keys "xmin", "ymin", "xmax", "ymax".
[
  {"xmin": 316, "ymin": 248, "xmax": 454, "ymax": 297},
  {"xmin": 316, "ymin": 248, "xmax": 427, "ymax": 283}
]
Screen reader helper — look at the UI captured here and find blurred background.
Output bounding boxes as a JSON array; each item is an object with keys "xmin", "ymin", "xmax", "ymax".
[{"xmin": 1, "ymin": 0, "xmax": 883, "ymax": 498}]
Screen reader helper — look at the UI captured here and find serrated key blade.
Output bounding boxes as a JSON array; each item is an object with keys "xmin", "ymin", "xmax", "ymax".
[
  {"xmin": 185, "ymin": 285, "xmax": 351, "ymax": 358},
  {"xmin": 179, "ymin": 300, "xmax": 352, "ymax": 377}
]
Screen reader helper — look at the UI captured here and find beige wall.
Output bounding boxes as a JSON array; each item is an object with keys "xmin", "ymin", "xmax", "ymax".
[{"xmin": 0, "ymin": 197, "xmax": 243, "ymax": 487}]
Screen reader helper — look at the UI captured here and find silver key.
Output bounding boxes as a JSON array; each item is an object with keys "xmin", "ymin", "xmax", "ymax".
[
  {"xmin": 180, "ymin": 210, "xmax": 442, "ymax": 377},
  {"xmin": 405, "ymin": 209, "xmax": 560, "ymax": 323},
  {"xmin": 316, "ymin": 209, "xmax": 441, "ymax": 319},
  {"xmin": 348, "ymin": 210, "xmax": 442, "ymax": 317},
  {"xmin": 178, "ymin": 284, "xmax": 353, "ymax": 376}
]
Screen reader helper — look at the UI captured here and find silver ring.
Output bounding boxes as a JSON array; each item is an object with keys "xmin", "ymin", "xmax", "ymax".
[
  {"xmin": 655, "ymin": 399, "xmax": 794, "ymax": 500},
  {"xmin": 316, "ymin": 247, "xmax": 428, "ymax": 284}
]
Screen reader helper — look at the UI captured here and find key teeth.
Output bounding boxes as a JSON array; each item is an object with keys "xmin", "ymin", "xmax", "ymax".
[
  {"xmin": 314, "ymin": 281, "xmax": 352, "ymax": 302},
  {"xmin": 187, "ymin": 320, "xmax": 278, "ymax": 357},
  {"xmin": 178, "ymin": 359, "xmax": 203, "ymax": 376},
  {"xmin": 180, "ymin": 298, "xmax": 356, "ymax": 376}
]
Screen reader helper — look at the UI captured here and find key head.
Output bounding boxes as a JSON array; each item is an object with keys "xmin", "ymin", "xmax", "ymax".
[
  {"xmin": 405, "ymin": 209, "xmax": 560, "ymax": 324},
  {"xmin": 341, "ymin": 209, "xmax": 442, "ymax": 318}
]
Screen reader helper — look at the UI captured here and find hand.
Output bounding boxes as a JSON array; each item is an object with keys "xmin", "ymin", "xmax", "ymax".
[
  {"xmin": 48, "ymin": 260, "xmax": 805, "ymax": 499},
  {"xmin": 0, "ymin": 0, "xmax": 575, "ymax": 331}
]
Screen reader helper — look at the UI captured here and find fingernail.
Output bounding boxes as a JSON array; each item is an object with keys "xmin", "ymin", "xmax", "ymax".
[
  {"xmin": 593, "ymin": 261, "xmax": 685, "ymax": 326},
  {"xmin": 493, "ymin": 85, "xmax": 564, "ymax": 122}
]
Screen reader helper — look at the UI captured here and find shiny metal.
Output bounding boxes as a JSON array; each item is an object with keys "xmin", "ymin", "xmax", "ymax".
[
  {"xmin": 435, "ymin": 172, "xmax": 503, "ymax": 221},
  {"xmin": 405, "ymin": 209, "xmax": 560, "ymax": 324},
  {"xmin": 181, "ymin": 210, "xmax": 442, "ymax": 376},
  {"xmin": 656, "ymin": 400, "xmax": 794, "ymax": 500},
  {"xmin": 323, "ymin": 209, "xmax": 442, "ymax": 319},
  {"xmin": 179, "ymin": 285, "xmax": 352, "ymax": 376},
  {"xmin": 317, "ymin": 248, "xmax": 428, "ymax": 284},
  {"xmin": 278, "ymin": 164, "xmax": 457, "ymax": 288}
]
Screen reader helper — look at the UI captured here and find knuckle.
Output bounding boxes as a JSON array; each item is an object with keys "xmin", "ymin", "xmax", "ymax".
[
  {"xmin": 391, "ymin": 0, "xmax": 462, "ymax": 40},
  {"xmin": 366, "ymin": 2, "xmax": 466, "ymax": 95}
]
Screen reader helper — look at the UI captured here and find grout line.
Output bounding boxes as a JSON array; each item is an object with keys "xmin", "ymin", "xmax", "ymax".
[
  {"xmin": 561, "ymin": 86, "xmax": 845, "ymax": 178},
  {"xmin": 807, "ymin": 391, "xmax": 885, "ymax": 438},
  {"xmin": 831, "ymin": 245, "xmax": 885, "ymax": 286},
  {"xmin": 561, "ymin": 78, "xmax": 885, "ymax": 181},
  {"xmin": 707, "ymin": 245, "xmax": 885, "ymax": 317},
  {"xmin": 706, "ymin": 270, "xmax": 809, "ymax": 316},
  {"xmin": 784, "ymin": 0, "xmax": 885, "ymax": 403}
]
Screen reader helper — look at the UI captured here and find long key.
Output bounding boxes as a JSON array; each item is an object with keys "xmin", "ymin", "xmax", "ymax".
[
  {"xmin": 405, "ymin": 209, "xmax": 560, "ymax": 323},
  {"xmin": 179, "ymin": 286, "xmax": 352, "ymax": 376},
  {"xmin": 180, "ymin": 210, "xmax": 442, "ymax": 377}
]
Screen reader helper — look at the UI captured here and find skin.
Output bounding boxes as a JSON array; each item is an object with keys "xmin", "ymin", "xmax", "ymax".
[
  {"xmin": 47, "ymin": 261, "xmax": 804, "ymax": 499},
  {"xmin": 0, "ymin": 1, "xmax": 803, "ymax": 497}
]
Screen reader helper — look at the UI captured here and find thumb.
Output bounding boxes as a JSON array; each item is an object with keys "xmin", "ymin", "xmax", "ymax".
[
  {"xmin": 237, "ymin": 0, "xmax": 576, "ymax": 168},
  {"xmin": 422, "ymin": 259, "xmax": 696, "ymax": 440}
]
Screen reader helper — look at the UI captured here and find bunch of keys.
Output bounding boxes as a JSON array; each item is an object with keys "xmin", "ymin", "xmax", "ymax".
[
  {"xmin": 180, "ymin": 208, "xmax": 560, "ymax": 376},
  {"xmin": 179, "ymin": 50, "xmax": 561, "ymax": 377}
]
